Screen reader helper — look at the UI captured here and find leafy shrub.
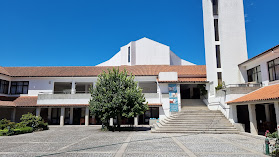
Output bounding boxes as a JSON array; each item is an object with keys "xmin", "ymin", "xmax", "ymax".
[
  {"xmin": 266, "ymin": 131, "xmax": 279, "ymax": 138},
  {"xmin": 20, "ymin": 113, "xmax": 48, "ymax": 130},
  {"xmin": 14, "ymin": 127, "xmax": 33, "ymax": 135},
  {"xmin": 38, "ymin": 121, "xmax": 49, "ymax": 130},
  {"xmin": 0, "ymin": 127, "xmax": 33, "ymax": 136},
  {"xmin": 0, "ymin": 119, "xmax": 16, "ymax": 130}
]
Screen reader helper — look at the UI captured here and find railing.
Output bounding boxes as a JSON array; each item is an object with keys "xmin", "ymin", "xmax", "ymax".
[
  {"xmin": 40, "ymin": 91, "xmax": 90, "ymax": 94},
  {"xmin": 143, "ymin": 93, "xmax": 160, "ymax": 104},
  {"xmin": 225, "ymin": 83, "xmax": 262, "ymax": 88}
]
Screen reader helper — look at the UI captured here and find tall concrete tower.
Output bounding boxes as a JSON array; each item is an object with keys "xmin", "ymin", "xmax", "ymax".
[{"xmin": 202, "ymin": 0, "xmax": 248, "ymax": 95}]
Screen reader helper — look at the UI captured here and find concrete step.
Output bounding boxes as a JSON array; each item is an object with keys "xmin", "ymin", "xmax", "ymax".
[
  {"xmin": 152, "ymin": 101, "xmax": 238, "ymax": 134},
  {"xmin": 151, "ymin": 130, "xmax": 239, "ymax": 134}
]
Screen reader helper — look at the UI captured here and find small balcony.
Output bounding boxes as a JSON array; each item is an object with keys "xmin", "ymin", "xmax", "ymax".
[
  {"xmin": 143, "ymin": 93, "xmax": 160, "ymax": 104},
  {"xmin": 216, "ymin": 83, "xmax": 262, "ymax": 96},
  {"xmin": 37, "ymin": 93, "xmax": 91, "ymax": 105}
]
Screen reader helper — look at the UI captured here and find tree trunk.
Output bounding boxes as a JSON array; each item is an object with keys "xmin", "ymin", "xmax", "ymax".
[{"xmin": 117, "ymin": 114, "xmax": 121, "ymax": 131}]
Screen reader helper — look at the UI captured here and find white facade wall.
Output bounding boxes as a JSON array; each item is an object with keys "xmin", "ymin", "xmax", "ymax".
[
  {"xmin": 97, "ymin": 37, "xmax": 194, "ymax": 66},
  {"xmin": 158, "ymin": 72, "xmax": 178, "ymax": 81},
  {"xmin": 203, "ymin": 0, "xmax": 248, "ymax": 87},
  {"xmin": 240, "ymin": 49, "xmax": 279, "ymax": 86},
  {"xmin": 218, "ymin": 0, "xmax": 248, "ymax": 85}
]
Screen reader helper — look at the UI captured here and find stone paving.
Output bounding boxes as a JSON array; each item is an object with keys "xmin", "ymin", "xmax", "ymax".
[{"xmin": 0, "ymin": 126, "xmax": 267, "ymax": 157}]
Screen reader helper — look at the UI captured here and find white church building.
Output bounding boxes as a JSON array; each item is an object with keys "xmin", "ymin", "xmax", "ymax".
[{"xmin": 0, "ymin": 0, "xmax": 278, "ymax": 135}]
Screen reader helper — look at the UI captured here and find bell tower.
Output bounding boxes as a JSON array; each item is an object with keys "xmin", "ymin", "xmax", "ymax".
[{"xmin": 202, "ymin": 0, "xmax": 248, "ymax": 96}]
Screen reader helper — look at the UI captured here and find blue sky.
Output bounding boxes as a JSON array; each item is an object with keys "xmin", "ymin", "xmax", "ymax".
[{"xmin": 0, "ymin": 0, "xmax": 278, "ymax": 67}]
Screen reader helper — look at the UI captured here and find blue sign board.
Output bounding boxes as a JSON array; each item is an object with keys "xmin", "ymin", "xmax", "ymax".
[{"xmin": 168, "ymin": 84, "xmax": 178, "ymax": 112}]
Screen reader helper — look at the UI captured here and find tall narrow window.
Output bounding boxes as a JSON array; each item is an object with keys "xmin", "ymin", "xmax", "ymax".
[
  {"xmin": 217, "ymin": 72, "xmax": 222, "ymax": 85},
  {"xmin": 247, "ymin": 66, "xmax": 262, "ymax": 83},
  {"xmin": 214, "ymin": 19, "xmax": 219, "ymax": 41},
  {"xmin": 268, "ymin": 57, "xmax": 279, "ymax": 81},
  {"xmin": 216, "ymin": 45, "xmax": 221, "ymax": 68},
  {"xmin": 212, "ymin": 0, "xmax": 218, "ymax": 15},
  {"xmin": 128, "ymin": 46, "xmax": 131, "ymax": 63},
  {"xmin": 0, "ymin": 79, "xmax": 9, "ymax": 94}
]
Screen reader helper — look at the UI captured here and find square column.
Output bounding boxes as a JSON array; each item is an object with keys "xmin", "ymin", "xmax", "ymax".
[
  {"xmin": 11, "ymin": 107, "xmax": 16, "ymax": 122},
  {"xmin": 274, "ymin": 102, "xmax": 279, "ymax": 136},
  {"xmin": 134, "ymin": 116, "xmax": 138, "ymax": 126},
  {"xmin": 60, "ymin": 107, "xmax": 65, "ymax": 126},
  {"xmin": 85, "ymin": 107, "xmax": 89, "ymax": 126},
  {"xmin": 71, "ymin": 81, "xmax": 76, "ymax": 94},
  {"xmin": 70, "ymin": 107, "xmax": 74, "ymax": 125},
  {"xmin": 110, "ymin": 118, "xmax": 113, "ymax": 126},
  {"xmin": 248, "ymin": 104, "xmax": 258, "ymax": 135},
  {"xmin": 36, "ymin": 107, "xmax": 41, "ymax": 117},
  {"xmin": 264, "ymin": 104, "xmax": 271, "ymax": 122},
  {"xmin": 48, "ymin": 108, "xmax": 52, "ymax": 122},
  {"xmin": 229, "ymin": 105, "xmax": 238, "ymax": 123}
]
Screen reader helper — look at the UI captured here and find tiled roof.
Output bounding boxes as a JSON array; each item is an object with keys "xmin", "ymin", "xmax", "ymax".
[
  {"xmin": 239, "ymin": 44, "xmax": 279, "ymax": 66},
  {"xmin": 158, "ymin": 77, "xmax": 207, "ymax": 83},
  {"xmin": 148, "ymin": 103, "xmax": 162, "ymax": 106},
  {"xmin": 227, "ymin": 84, "xmax": 279, "ymax": 104},
  {"xmin": 2, "ymin": 65, "xmax": 206, "ymax": 77},
  {"xmin": 0, "ymin": 96, "xmax": 89, "ymax": 107},
  {"xmin": 0, "ymin": 66, "xmax": 10, "ymax": 76}
]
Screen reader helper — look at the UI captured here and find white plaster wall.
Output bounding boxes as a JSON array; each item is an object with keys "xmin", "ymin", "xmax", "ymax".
[
  {"xmin": 9, "ymin": 76, "xmax": 158, "ymax": 97},
  {"xmin": 135, "ymin": 38, "xmax": 170, "ymax": 65},
  {"xmin": 240, "ymin": 50, "xmax": 279, "ymax": 86},
  {"xmin": 159, "ymin": 84, "xmax": 170, "ymax": 117},
  {"xmin": 170, "ymin": 51, "xmax": 195, "ymax": 65},
  {"xmin": 158, "ymin": 72, "xmax": 178, "ymax": 81},
  {"xmin": 97, "ymin": 51, "xmax": 122, "ymax": 66},
  {"xmin": 10, "ymin": 77, "xmax": 98, "ymax": 96},
  {"xmin": 159, "ymin": 106, "xmax": 166, "ymax": 120},
  {"xmin": 202, "ymin": 0, "xmax": 218, "ymax": 87},
  {"xmin": 97, "ymin": 37, "xmax": 194, "ymax": 66},
  {"xmin": 218, "ymin": 0, "xmax": 248, "ymax": 85}
]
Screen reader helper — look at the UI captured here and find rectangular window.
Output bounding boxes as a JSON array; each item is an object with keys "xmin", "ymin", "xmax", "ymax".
[
  {"xmin": 214, "ymin": 19, "xmax": 219, "ymax": 41},
  {"xmin": 268, "ymin": 58, "xmax": 279, "ymax": 81},
  {"xmin": 128, "ymin": 46, "xmax": 131, "ymax": 63},
  {"xmin": 217, "ymin": 72, "xmax": 222, "ymax": 85},
  {"xmin": 212, "ymin": 0, "xmax": 218, "ymax": 15},
  {"xmin": 10, "ymin": 81, "xmax": 29, "ymax": 95},
  {"xmin": 247, "ymin": 66, "xmax": 262, "ymax": 83},
  {"xmin": 216, "ymin": 45, "xmax": 221, "ymax": 68},
  {"xmin": 0, "ymin": 79, "xmax": 9, "ymax": 94}
]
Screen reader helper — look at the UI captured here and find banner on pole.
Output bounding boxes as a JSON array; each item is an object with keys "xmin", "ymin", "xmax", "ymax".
[{"xmin": 168, "ymin": 84, "xmax": 178, "ymax": 112}]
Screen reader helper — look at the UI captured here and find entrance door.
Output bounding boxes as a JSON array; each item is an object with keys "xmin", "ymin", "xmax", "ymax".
[
  {"xmin": 73, "ymin": 108, "xmax": 81, "ymax": 125},
  {"xmin": 237, "ymin": 105, "xmax": 250, "ymax": 133},
  {"xmin": 193, "ymin": 88, "xmax": 200, "ymax": 99}
]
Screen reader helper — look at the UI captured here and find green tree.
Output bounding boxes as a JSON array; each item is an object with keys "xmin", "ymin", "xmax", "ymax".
[{"xmin": 89, "ymin": 68, "xmax": 148, "ymax": 129}]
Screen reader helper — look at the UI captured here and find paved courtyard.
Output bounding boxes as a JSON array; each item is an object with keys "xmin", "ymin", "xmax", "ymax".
[{"xmin": 0, "ymin": 126, "xmax": 267, "ymax": 157}]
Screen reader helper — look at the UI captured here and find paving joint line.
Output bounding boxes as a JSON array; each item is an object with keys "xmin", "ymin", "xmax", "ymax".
[
  {"xmin": 114, "ymin": 133, "xmax": 132, "ymax": 157},
  {"xmin": 211, "ymin": 135, "xmax": 266, "ymax": 157},
  {"xmin": 57, "ymin": 135, "xmax": 94, "ymax": 151},
  {"xmin": 168, "ymin": 133, "xmax": 197, "ymax": 157}
]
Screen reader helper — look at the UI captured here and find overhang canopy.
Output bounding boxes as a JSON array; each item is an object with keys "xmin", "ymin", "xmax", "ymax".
[{"xmin": 227, "ymin": 84, "xmax": 279, "ymax": 105}]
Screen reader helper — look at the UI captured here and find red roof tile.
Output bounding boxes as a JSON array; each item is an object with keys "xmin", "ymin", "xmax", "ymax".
[
  {"xmin": 0, "ymin": 66, "xmax": 10, "ymax": 76},
  {"xmin": 0, "ymin": 96, "xmax": 89, "ymax": 107},
  {"xmin": 2, "ymin": 65, "xmax": 206, "ymax": 77},
  {"xmin": 227, "ymin": 84, "xmax": 279, "ymax": 104},
  {"xmin": 148, "ymin": 103, "xmax": 162, "ymax": 106}
]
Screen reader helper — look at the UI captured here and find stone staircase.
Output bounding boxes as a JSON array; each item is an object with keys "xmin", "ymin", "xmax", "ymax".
[{"xmin": 152, "ymin": 99, "xmax": 239, "ymax": 134}]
